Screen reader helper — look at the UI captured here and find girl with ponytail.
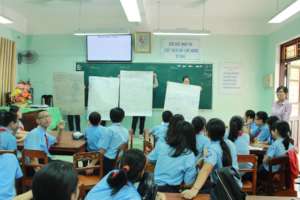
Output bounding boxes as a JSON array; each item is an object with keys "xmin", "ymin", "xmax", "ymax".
[
  {"xmin": 182, "ymin": 118, "xmax": 239, "ymax": 199},
  {"xmin": 85, "ymin": 149, "xmax": 146, "ymax": 200},
  {"xmin": 262, "ymin": 121, "xmax": 293, "ymax": 173}
]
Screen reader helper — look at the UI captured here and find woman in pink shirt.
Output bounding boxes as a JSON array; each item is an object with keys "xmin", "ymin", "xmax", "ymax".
[{"xmin": 271, "ymin": 86, "xmax": 292, "ymax": 122}]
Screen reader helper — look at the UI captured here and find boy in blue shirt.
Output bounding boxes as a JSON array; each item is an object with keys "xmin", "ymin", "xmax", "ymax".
[
  {"xmin": 24, "ymin": 110, "xmax": 62, "ymax": 158},
  {"xmin": 96, "ymin": 107, "xmax": 129, "ymax": 175},
  {"xmin": 0, "ymin": 111, "xmax": 19, "ymax": 151},
  {"xmin": 149, "ymin": 110, "xmax": 173, "ymax": 143},
  {"xmin": 0, "ymin": 153, "xmax": 23, "ymax": 200},
  {"xmin": 85, "ymin": 112, "xmax": 107, "ymax": 152},
  {"xmin": 251, "ymin": 111, "xmax": 270, "ymax": 142}
]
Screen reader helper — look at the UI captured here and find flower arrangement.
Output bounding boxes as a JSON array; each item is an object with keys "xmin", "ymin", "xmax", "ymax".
[{"xmin": 11, "ymin": 81, "xmax": 32, "ymax": 106}]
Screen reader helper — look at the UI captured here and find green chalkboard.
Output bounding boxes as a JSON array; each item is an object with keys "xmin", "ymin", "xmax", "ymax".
[{"xmin": 76, "ymin": 62, "xmax": 212, "ymax": 109}]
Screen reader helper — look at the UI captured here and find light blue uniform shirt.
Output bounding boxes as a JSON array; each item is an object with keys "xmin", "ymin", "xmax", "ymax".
[
  {"xmin": 85, "ymin": 125, "xmax": 107, "ymax": 152},
  {"xmin": 263, "ymin": 137, "xmax": 293, "ymax": 172},
  {"xmin": 24, "ymin": 126, "xmax": 56, "ymax": 157},
  {"xmin": 251, "ymin": 124, "xmax": 270, "ymax": 142},
  {"xmin": 0, "ymin": 127, "xmax": 17, "ymax": 151},
  {"xmin": 195, "ymin": 131, "xmax": 210, "ymax": 158},
  {"xmin": 97, "ymin": 123, "xmax": 128, "ymax": 159},
  {"xmin": 148, "ymin": 142, "xmax": 197, "ymax": 186},
  {"xmin": 250, "ymin": 122, "xmax": 257, "ymax": 134},
  {"xmin": 85, "ymin": 170, "xmax": 141, "ymax": 200},
  {"xmin": 150, "ymin": 123, "xmax": 168, "ymax": 143},
  {"xmin": 0, "ymin": 153, "xmax": 23, "ymax": 200}
]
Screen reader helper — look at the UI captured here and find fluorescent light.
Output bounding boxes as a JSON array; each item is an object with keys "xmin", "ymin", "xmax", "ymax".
[
  {"xmin": 73, "ymin": 32, "xmax": 130, "ymax": 36},
  {"xmin": 120, "ymin": 0, "xmax": 141, "ymax": 22},
  {"xmin": 269, "ymin": 0, "xmax": 300, "ymax": 23},
  {"xmin": 0, "ymin": 15, "xmax": 13, "ymax": 24},
  {"xmin": 153, "ymin": 30, "xmax": 211, "ymax": 36}
]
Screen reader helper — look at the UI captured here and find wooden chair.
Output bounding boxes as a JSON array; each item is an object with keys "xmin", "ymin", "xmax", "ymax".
[
  {"xmin": 73, "ymin": 151, "xmax": 103, "ymax": 198},
  {"xmin": 143, "ymin": 129, "xmax": 154, "ymax": 154},
  {"xmin": 21, "ymin": 150, "xmax": 48, "ymax": 190},
  {"xmin": 237, "ymin": 154, "xmax": 257, "ymax": 194},
  {"xmin": 114, "ymin": 143, "xmax": 128, "ymax": 168}
]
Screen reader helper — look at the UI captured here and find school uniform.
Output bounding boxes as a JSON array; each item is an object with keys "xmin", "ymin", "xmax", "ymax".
[
  {"xmin": 85, "ymin": 170, "xmax": 141, "ymax": 200},
  {"xmin": 251, "ymin": 124, "xmax": 270, "ymax": 142},
  {"xmin": 0, "ymin": 153, "xmax": 23, "ymax": 200},
  {"xmin": 97, "ymin": 123, "xmax": 129, "ymax": 175},
  {"xmin": 249, "ymin": 122, "xmax": 257, "ymax": 134},
  {"xmin": 85, "ymin": 125, "xmax": 107, "ymax": 152},
  {"xmin": 148, "ymin": 142, "xmax": 197, "ymax": 192},
  {"xmin": 0, "ymin": 127, "xmax": 17, "ymax": 151},
  {"xmin": 263, "ymin": 137, "xmax": 293, "ymax": 172},
  {"xmin": 150, "ymin": 122, "xmax": 168, "ymax": 143},
  {"xmin": 24, "ymin": 126, "xmax": 56, "ymax": 157},
  {"xmin": 195, "ymin": 131, "xmax": 210, "ymax": 158}
]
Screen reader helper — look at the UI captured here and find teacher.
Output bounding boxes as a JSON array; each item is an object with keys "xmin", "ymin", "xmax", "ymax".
[{"xmin": 271, "ymin": 86, "xmax": 292, "ymax": 121}]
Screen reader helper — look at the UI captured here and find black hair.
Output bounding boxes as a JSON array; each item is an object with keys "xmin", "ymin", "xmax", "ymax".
[
  {"xmin": 256, "ymin": 111, "xmax": 268, "ymax": 123},
  {"xmin": 1, "ymin": 111, "xmax": 17, "ymax": 127},
  {"xmin": 165, "ymin": 114, "xmax": 184, "ymax": 143},
  {"xmin": 275, "ymin": 121, "xmax": 292, "ymax": 150},
  {"xmin": 167, "ymin": 121, "xmax": 198, "ymax": 157},
  {"xmin": 110, "ymin": 107, "xmax": 125, "ymax": 123},
  {"xmin": 32, "ymin": 161, "xmax": 78, "ymax": 200},
  {"xmin": 0, "ymin": 110, "xmax": 6, "ymax": 126},
  {"xmin": 162, "ymin": 110, "xmax": 173, "ymax": 123},
  {"xmin": 206, "ymin": 118, "xmax": 232, "ymax": 167},
  {"xmin": 107, "ymin": 149, "xmax": 146, "ymax": 195},
  {"xmin": 192, "ymin": 116, "xmax": 206, "ymax": 134},
  {"xmin": 89, "ymin": 112, "xmax": 101, "ymax": 126},
  {"xmin": 182, "ymin": 75, "xmax": 190, "ymax": 82},
  {"xmin": 266, "ymin": 115, "xmax": 279, "ymax": 129},
  {"xmin": 276, "ymin": 86, "xmax": 288, "ymax": 94},
  {"xmin": 9, "ymin": 105, "xmax": 20, "ymax": 114},
  {"xmin": 245, "ymin": 110, "xmax": 255, "ymax": 119},
  {"xmin": 228, "ymin": 116, "xmax": 244, "ymax": 142}
]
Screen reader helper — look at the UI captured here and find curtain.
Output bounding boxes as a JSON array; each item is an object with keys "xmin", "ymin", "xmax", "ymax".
[{"xmin": 0, "ymin": 37, "xmax": 16, "ymax": 105}]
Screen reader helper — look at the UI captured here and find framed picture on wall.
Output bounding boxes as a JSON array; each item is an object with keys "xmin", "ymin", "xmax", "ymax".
[{"xmin": 134, "ymin": 32, "xmax": 151, "ymax": 53}]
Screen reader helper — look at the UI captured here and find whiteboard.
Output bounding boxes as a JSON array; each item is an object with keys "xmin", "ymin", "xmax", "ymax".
[
  {"xmin": 88, "ymin": 76, "xmax": 119, "ymax": 120},
  {"xmin": 53, "ymin": 72, "xmax": 85, "ymax": 115},
  {"xmin": 164, "ymin": 81, "xmax": 201, "ymax": 122},
  {"xmin": 120, "ymin": 71, "xmax": 153, "ymax": 116}
]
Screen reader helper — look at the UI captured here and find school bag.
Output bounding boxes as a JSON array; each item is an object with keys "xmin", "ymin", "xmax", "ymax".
[
  {"xmin": 210, "ymin": 167, "xmax": 246, "ymax": 200},
  {"xmin": 137, "ymin": 172, "xmax": 158, "ymax": 200}
]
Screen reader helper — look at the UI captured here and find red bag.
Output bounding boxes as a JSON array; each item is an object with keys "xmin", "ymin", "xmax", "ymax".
[{"xmin": 287, "ymin": 148, "xmax": 299, "ymax": 189}]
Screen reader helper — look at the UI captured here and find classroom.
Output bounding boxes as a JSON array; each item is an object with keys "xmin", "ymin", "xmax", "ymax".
[{"xmin": 0, "ymin": 0, "xmax": 300, "ymax": 200}]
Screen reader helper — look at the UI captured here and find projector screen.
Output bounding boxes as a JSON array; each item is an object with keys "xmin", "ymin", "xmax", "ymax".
[{"xmin": 87, "ymin": 34, "xmax": 132, "ymax": 62}]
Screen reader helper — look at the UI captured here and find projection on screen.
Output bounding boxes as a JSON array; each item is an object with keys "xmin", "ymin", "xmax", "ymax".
[{"xmin": 87, "ymin": 34, "xmax": 132, "ymax": 62}]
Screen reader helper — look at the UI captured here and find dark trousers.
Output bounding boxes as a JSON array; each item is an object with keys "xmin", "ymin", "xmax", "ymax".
[
  {"xmin": 67, "ymin": 115, "xmax": 81, "ymax": 132},
  {"xmin": 131, "ymin": 116, "xmax": 145, "ymax": 135},
  {"xmin": 103, "ymin": 156, "xmax": 115, "ymax": 176},
  {"xmin": 157, "ymin": 185, "xmax": 180, "ymax": 193}
]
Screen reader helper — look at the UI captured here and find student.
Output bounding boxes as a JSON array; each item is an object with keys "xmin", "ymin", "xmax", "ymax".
[
  {"xmin": 192, "ymin": 116, "xmax": 210, "ymax": 158},
  {"xmin": 9, "ymin": 105, "xmax": 27, "ymax": 142},
  {"xmin": 86, "ymin": 149, "xmax": 146, "ymax": 200},
  {"xmin": 181, "ymin": 118, "xmax": 239, "ymax": 199},
  {"xmin": 97, "ymin": 107, "xmax": 129, "ymax": 175},
  {"xmin": 265, "ymin": 115, "xmax": 279, "ymax": 144},
  {"xmin": 227, "ymin": 116, "xmax": 252, "ymax": 171},
  {"xmin": 149, "ymin": 110, "xmax": 173, "ymax": 143},
  {"xmin": 262, "ymin": 121, "xmax": 294, "ymax": 174},
  {"xmin": 85, "ymin": 112, "xmax": 107, "ymax": 152},
  {"xmin": 0, "ymin": 153, "xmax": 23, "ymax": 200},
  {"xmin": 32, "ymin": 161, "xmax": 79, "ymax": 200},
  {"xmin": 164, "ymin": 114, "xmax": 184, "ymax": 144},
  {"xmin": 148, "ymin": 121, "xmax": 197, "ymax": 192},
  {"xmin": 24, "ymin": 110, "xmax": 62, "ymax": 158},
  {"xmin": 251, "ymin": 111, "xmax": 270, "ymax": 142},
  {"xmin": 244, "ymin": 110, "xmax": 256, "ymax": 133},
  {"xmin": 0, "ymin": 111, "xmax": 19, "ymax": 151}
]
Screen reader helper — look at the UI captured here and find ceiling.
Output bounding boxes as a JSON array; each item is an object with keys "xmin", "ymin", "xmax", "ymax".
[{"xmin": 1, "ymin": 0, "xmax": 299, "ymax": 35}]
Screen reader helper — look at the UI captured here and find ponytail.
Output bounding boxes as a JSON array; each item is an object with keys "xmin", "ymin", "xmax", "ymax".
[
  {"xmin": 228, "ymin": 116, "xmax": 243, "ymax": 142},
  {"xmin": 220, "ymin": 139, "xmax": 232, "ymax": 167},
  {"xmin": 107, "ymin": 168, "xmax": 129, "ymax": 195},
  {"xmin": 275, "ymin": 121, "xmax": 292, "ymax": 150}
]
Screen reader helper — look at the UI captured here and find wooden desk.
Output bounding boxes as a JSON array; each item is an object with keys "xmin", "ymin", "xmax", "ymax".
[
  {"xmin": 249, "ymin": 143, "xmax": 269, "ymax": 165},
  {"xmin": 164, "ymin": 193, "xmax": 298, "ymax": 200},
  {"xmin": 18, "ymin": 131, "xmax": 86, "ymax": 155}
]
